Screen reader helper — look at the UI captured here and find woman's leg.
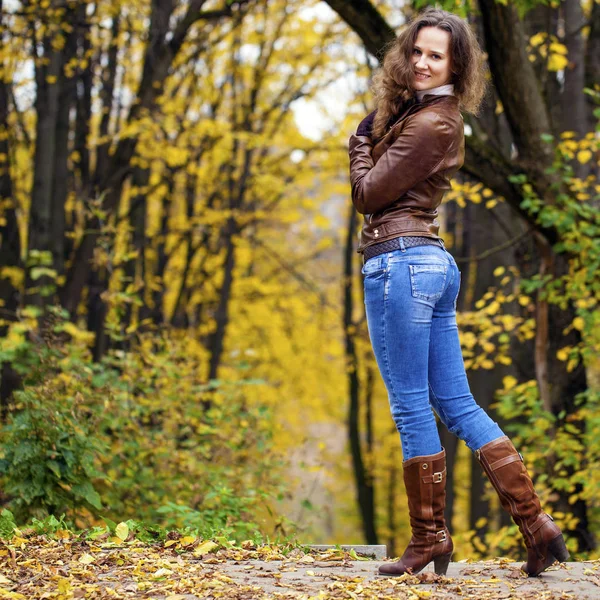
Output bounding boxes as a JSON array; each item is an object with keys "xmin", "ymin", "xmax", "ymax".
[
  {"xmin": 362, "ymin": 245, "xmax": 447, "ymax": 460},
  {"xmin": 428, "ymin": 251, "xmax": 568, "ymax": 575},
  {"xmin": 426, "ymin": 258, "xmax": 505, "ymax": 449},
  {"xmin": 362, "ymin": 243, "xmax": 454, "ymax": 576}
]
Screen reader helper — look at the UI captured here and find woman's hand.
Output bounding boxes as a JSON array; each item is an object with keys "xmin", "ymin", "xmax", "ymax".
[{"xmin": 357, "ymin": 110, "xmax": 377, "ymax": 137}]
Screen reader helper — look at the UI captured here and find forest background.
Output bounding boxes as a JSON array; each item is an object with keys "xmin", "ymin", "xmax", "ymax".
[{"xmin": 0, "ymin": 0, "xmax": 598, "ymax": 563}]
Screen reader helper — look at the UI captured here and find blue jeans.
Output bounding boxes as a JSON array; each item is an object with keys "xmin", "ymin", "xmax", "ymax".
[{"xmin": 362, "ymin": 240, "xmax": 505, "ymax": 460}]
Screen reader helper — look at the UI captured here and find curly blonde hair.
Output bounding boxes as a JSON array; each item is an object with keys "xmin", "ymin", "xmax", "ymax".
[{"xmin": 371, "ymin": 8, "xmax": 487, "ymax": 141}]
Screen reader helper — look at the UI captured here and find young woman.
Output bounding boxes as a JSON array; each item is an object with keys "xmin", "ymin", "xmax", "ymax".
[{"xmin": 348, "ymin": 7, "xmax": 569, "ymax": 578}]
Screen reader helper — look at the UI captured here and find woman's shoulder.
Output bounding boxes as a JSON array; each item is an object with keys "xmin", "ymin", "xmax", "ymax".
[{"xmin": 409, "ymin": 98, "xmax": 463, "ymax": 135}]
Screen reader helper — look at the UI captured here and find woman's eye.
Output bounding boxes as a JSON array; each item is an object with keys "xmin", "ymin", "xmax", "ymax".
[{"xmin": 413, "ymin": 49, "xmax": 421, "ymax": 55}]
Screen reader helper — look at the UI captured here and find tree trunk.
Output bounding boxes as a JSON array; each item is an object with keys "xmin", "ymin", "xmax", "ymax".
[
  {"xmin": 123, "ymin": 167, "xmax": 150, "ymax": 333},
  {"xmin": 0, "ymin": 5, "xmax": 22, "ymax": 416},
  {"xmin": 27, "ymin": 14, "xmax": 66, "ymax": 307},
  {"xmin": 585, "ymin": 0, "xmax": 600, "ymax": 131},
  {"xmin": 386, "ymin": 445, "xmax": 399, "ymax": 557},
  {"xmin": 205, "ymin": 221, "xmax": 236, "ymax": 396},
  {"xmin": 345, "ymin": 204, "xmax": 378, "ymax": 544}
]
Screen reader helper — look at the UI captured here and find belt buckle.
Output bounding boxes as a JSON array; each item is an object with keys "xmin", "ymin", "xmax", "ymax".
[
  {"xmin": 432, "ymin": 472, "xmax": 443, "ymax": 483},
  {"xmin": 437, "ymin": 530, "xmax": 447, "ymax": 542}
]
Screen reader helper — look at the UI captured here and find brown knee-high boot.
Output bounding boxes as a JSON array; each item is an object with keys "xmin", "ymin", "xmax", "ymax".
[
  {"xmin": 378, "ymin": 448, "xmax": 453, "ymax": 576},
  {"xmin": 476, "ymin": 436, "xmax": 570, "ymax": 576}
]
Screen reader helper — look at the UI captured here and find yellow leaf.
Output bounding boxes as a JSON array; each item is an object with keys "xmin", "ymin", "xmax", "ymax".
[
  {"xmin": 298, "ymin": 555, "xmax": 315, "ymax": 563},
  {"xmin": 577, "ymin": 150, "xmax": 592, "ymax": 164},
  {"xmin": 55, "ymin": 529, "xmax": 71, "ymax": 539},
  {"xmin": 549, "ymin": 42, "xmax": 568, "ymax": 55},
  {"xmin": 60, "ymin": 321, "xmax": 96, "ymax": 344},
  {"xmin": 548, "ymin": 54, "xmax": 568, "ymax": 71},
  {"xmin": 556, "ymin": 348, "xmax": 568, "ymax": 361},
  {"xmin": 487, "ymin": 301, "xmax": 500, "ymax": 315},
  {"xmin": 0, "ymin": 267, "xmax": 24, "ymax": 288},
  {"xmin": 194, "ymin": 541, "xmax": 219, "ymax": 557},
  {"xmin": 530, "ymin": 32, "xmax": 546, "ymax": 47},
  {"xmin": 78, "ymin": 553, "xmax": 95, "ymax": 564},
  {"xmin": 573, "ymin": 317, "xmax": 585, "ymax": 331},
  {"xmin": 0, "ymin": 590, "xmax": 26, "ymax": 599},
  {"xmin": 503, "ymin": 375, "xmax": 518, "ymax": 390},
  {"xmin": 115, "ymin": 522, "xmax": 129, "ymax": 541},
  {"xmin": 313, "ymin": 214, "xmax": 330, "ymax": 228},
  {"xmin": 493, "ymin": 266, "xmax": 505, "ymax": 277},
  {"xmin": 153, "ymin": 568, "xmax": 173, "ymax": 578},
  {"xmin": 518, "ymin": 295, "xmax": 530, "ymax": 306},
  {"xmin": 180, "ymin": 536, "xmax": 196, "ymax": 546},
  {"xmin": 481, "ymin": 359, "xmax": 494, "ymax": 369}
]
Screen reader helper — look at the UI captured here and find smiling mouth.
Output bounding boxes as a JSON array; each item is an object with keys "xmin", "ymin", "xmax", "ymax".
[{"xmin": 415, "ymin": 72, "xmax": 430, "ymax": 79}]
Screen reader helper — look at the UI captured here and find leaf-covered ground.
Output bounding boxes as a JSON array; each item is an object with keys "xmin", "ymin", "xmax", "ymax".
[{"xmin": 0, "ymin": 528, "xmax": 596, "ymax": 599}]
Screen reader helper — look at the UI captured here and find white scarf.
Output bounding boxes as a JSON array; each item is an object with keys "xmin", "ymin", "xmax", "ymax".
[{"xmin": 416, "ymin": 83, "xmax": 455, "ymax": 101}]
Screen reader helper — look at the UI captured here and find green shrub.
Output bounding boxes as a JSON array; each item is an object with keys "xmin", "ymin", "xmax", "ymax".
[
  {"xmin": 0, "ymin": 311, "xmax": 291, "ymax": 540},
  {"xmin": 0, "ymin": 383, "xmax": 107, "ymax": 522}
]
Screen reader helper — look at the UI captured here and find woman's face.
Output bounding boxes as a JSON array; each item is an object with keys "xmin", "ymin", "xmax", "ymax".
[{"xmin": 411, "ymin": 26, "xmax": 452, "ymax": 91}]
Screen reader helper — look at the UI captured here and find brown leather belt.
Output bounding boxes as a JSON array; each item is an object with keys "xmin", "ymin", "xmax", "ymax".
[{"xmin": 363, "ymin": 236, "xmax": 444, "ymax": 262}]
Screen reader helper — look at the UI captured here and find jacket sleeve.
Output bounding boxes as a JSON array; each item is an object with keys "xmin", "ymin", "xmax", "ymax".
[{"xmin": 349, "ymin": 111, "xmax": 455, "ymax": 215}]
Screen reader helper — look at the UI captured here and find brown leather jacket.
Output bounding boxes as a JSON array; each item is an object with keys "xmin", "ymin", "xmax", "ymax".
[{"xmin": 348, "ymin": 95, "xmax": 464, "ymax": 254}]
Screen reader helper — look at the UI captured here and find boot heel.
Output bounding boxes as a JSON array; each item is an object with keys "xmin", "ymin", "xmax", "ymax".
[
  {"xmin": 433, "ymin": 552, "xmax": 452, "ymax": 575},
  {"xmin": 548, "ymin": 534, "xmax": 569, "ymax": 562}
]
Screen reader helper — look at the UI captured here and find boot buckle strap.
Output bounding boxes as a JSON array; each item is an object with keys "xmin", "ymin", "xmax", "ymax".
[
  {"xmin": 436, "ymin": 530, "xmax": 447, "ymax": 543},
  {"xmin": 422, "ymin": 468, "xmax": 445, "ymax": 484},
  {"xmin": 530, "ymin": 513, "xmax": 553, "ymax": 534},
  {"xmin": 489, "ymin": 453, "xmax": 522, "ymax": 471}
]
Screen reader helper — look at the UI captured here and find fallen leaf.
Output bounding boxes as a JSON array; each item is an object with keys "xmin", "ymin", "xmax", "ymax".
[
  {"xmin": 194, "ymin": 541, "xmax": 219, "ymax": 557},
  {"xmin": 115, "ymin": 522, "xmax": 129, "ymax": 541},
  {"xmin": 78, "ymin": 553, "xmax": 95, "ymax": 565},
  {"xmin": 179, "ymin": 536, "xmax": 196, "ymax": 546},
  {"xmin": 153, "ymin": 568, "xmax": 173, "ymax": 578},
  {"xmin": 298, "ymin": 555, "xmax": 315, "ymax": 564}
]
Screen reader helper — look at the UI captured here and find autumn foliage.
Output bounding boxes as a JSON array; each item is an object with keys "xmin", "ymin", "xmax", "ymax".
[{"xmin": 0, "ymin": 0, "xmax": 599, "ymax": 568}]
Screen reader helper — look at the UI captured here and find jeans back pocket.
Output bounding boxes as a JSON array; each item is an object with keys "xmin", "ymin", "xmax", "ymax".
[
  {"xmin": 409, "ymin": 264, "xmax": 448, "ymax": 302},
  {"xmin": 361, "ymin": 256, "xmax": 385, "ymax": 277}
]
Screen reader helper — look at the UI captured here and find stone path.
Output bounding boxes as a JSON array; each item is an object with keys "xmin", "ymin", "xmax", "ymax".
[{"xmin": 192, "ymin": 559, "xmax": 598, "ymax": 598}]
